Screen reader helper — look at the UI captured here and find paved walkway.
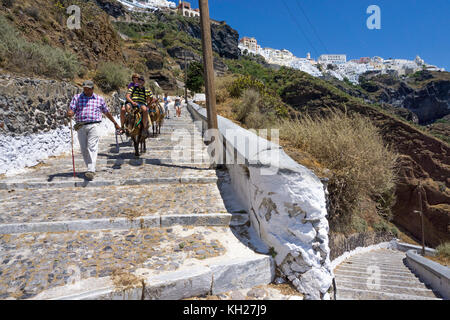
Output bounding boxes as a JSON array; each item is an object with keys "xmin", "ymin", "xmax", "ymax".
[
  {"xmin": 0, "ymin": 106, "xmax": 273, "ymax": 300},
  {"xmin": 334, "ymin": 249, "xmax": 442, "ymax": 300}
]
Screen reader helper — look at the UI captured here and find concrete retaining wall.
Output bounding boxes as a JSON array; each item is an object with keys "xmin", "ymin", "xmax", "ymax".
[
  {"xmin": 405, "ymin": 250, "xmax": 450, "ymax": 300},
  {"xmin": 396, "ymin": 242, "xmax": 437, "ymax": 256},
  {"xmin": 187, "ymin": 101, "xmax": 332, "ymax": 300}
]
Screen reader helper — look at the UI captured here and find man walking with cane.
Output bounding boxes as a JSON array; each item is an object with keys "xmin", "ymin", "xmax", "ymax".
[{"xmin": 67, "ymin": 80, "xmax": 121, "ymax": 181}]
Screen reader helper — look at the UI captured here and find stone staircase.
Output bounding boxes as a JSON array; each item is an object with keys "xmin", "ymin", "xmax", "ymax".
[
  {"xmin": 0, "ymin": 106, "xmax": 274, "ymax": 300},
  {"xmin": 334, "ymin": 249, "xmax": 442, "ymax": 300}
]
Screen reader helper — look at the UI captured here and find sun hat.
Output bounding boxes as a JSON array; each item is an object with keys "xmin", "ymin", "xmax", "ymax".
[{"xmin": 82, "ymin": 80, "xmax": 94, "ymax": 88}]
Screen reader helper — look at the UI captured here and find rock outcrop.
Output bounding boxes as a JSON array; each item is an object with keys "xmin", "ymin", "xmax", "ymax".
[
  {"xmin": 167, "ymin": 46, "xmax": 228, "ymax": 76},
  {"xmin": 95, "ymin": 0, "xmax": 126, "ymax": 18},
  {"xmin": 360, "ymin": 71, "xmax": 450, "ymax": 124},
  {"xmin": 154, "ymin": 11, "xmax": 240, "ymax": 60}
]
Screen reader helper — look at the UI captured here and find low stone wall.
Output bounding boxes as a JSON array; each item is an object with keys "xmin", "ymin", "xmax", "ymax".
[
  {"xmin": 329, "ymin": 231, "xmax": 396, "ymax": 261},
  {"xmin": 187, "ymin": 102, "xmax": 332, "ymax": 300},
  {"xmin": 0, "ymin": 75, "xmax": 79, "ymax": 135},
  {"xmin": 0, "ymin": 74, "xmax": 122, "ymax": 175},
  {"xmin": 396, "ymin": 242, "xmax": 437, "ymax": 256},
  {"xmin": 405, "ymin": 250, "xmax": 450, "ymax": 299},
  {"xmin": 330, "ymin": 239, "xmax": 398, "ymax": 271}
]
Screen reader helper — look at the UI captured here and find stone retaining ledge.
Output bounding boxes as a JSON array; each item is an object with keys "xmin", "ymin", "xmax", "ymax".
[
  {"xmin": 396, "ymin": 241, "xmax": 437, "ymax": 256},
  {"xmin": 0, "ymin": 213, "xmax": 237, "ymax": 234},
  {"xmin": 0, "ymin": 176, "xmax": 218, "ymax": 190},
  {"xmin": 29, "ymin": 256, "xmax": 274, "ymax": 300},
  {"xmin": 405, "ymin": 250, "xmax": 450, "ymax": 300}
]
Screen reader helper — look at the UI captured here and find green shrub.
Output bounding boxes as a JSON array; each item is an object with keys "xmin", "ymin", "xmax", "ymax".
[
  {"xmin": 0, "ymin": 15, "xmax": 79, "ymax": 79},
  {"xmin": 186, "ymin": 61, "xmax": 204, "ymax": 93},
  {"xmin": 228, "ymin": 75, "xmax": 265, "ymax": 98},
  {"xmin": 373, "ymin": 220, "xmax": 399, "ymax": 237},
  {"xmin": 94, "ymin": 62, "xmax": 130, "ymax": 92},
  {"xmin": 436, "ymin": 242, "xmax": 450, "ymax": 258},
  {"xmin": 351, "ymin": 214, "xmax": 369, "ymax": 233}
]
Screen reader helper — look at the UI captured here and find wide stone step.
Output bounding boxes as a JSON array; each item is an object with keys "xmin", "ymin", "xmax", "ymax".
[
  {"xmin": 335, "ymin": 274, "xmax": 433, "ymax": 290},
  {"xmin": 334, "ymin": 269, "xmax": 420, "ymax": 281},
  {"xmin": 349, "ymin": 250, "xmax": 406, "ymax": 258},
  {"xmin": 0, "ymin": 226, "xmax": 273, "ymax": 300},
  {"xmin": 0, "ymin": 157, "xmax": 219, "ymax": 189},
  {"xmin": 336, "ymin": 260, "xmax": 412, "ymax": 271},
  {"xmin": 334, "ymin": 249, "xmax": 443, "ymax": 300},
  {"xmin": 335, "ymin": 264, "xmax": 414, "ymax": 275},
  {"xmin": 0, "ymin": 174, "xmax": 218, "ymax": 190},
  {"xmin": 336, "ymin": 287, "xmax": 442, "ymax": 300},
  {"xmin": 335, "ymin": 279, "xmax": 438, "ymax": 298},
  {"xmin": 342, "ymin": 258, "xmax": 407, "ymax": 267},
  {"xmin": 0, "ymin": 183, "xmax": 238, "ymax": 233}
]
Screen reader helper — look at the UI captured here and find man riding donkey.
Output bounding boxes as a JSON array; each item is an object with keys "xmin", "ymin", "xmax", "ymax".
[
  {"xmin": 120, "ymin": 75, "xmax": 154, "ymax": 138},
  {"xmin": 67, "ymin": 80, "xmax": 122, "ymax": 181}
]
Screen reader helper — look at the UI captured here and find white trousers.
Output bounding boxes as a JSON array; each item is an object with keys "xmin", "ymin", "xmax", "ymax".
[{"xmin": 77, "ymin": 123, "xmax": 100, "ymax": 173}]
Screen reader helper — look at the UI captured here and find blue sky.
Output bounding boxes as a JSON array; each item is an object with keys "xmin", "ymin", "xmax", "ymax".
[{"xmin": 206, "ymin": 0, "xmax": 450, "ymax": 70}]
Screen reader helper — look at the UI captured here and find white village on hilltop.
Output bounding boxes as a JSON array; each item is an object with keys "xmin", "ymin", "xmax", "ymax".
[
  {"xmin": 117, "ymin": 1, "xmax": 445, "ymax": 84},
  {"xmin": 239, "ymin": 36, "xmax": 445, "ymax": 83}
]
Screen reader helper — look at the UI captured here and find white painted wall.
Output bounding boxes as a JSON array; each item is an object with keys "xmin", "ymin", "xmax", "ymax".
[
  {"xmin": 0, "ymin": 116, "xmax": 119, "ymax": 176},
  {"xmin": 187, "ymin": 102, "xmax": 333, "ymax": 300}
]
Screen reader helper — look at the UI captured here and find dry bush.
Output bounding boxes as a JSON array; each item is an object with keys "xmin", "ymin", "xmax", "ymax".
[
  {"xmin": 216, "ymin": 87, "xmax": 228, "ymax": 104},
  {"xmin": 233, "ymin": 88, "xmax": 260, "ymax": 123},
  {"xmin": 94, "ymin": 61, "xmax": 130, "ymax": 92},
  {"xmin": 24, "ymin": 7, "xmax": 40, "ymax": 20},
  {"xmin": 280, "ymin": 110, "xmax": 398, "ymax": 231},
  {"xmin": 215, "ymin": 75, "xmax": 234, "ymax": 104},
  {"xmin": 215, "ymin": 75, "xmax": 235, "ymax": 91},
  {"xmin": 246, "ymin": 110, "xmax": 269, "ymax": 129}
]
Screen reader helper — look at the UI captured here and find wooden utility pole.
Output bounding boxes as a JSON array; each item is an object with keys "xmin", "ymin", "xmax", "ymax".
[
  {"xmin": 417, "ymin": 182, "xmax": 425, "ymax": 256},
  {"xmin": 184, "ymin": 51, "xmax": 188, "ymax": 104},
  {"xmin": 198, "ymin": 0, "xmax": 218, "ymax": 130}
]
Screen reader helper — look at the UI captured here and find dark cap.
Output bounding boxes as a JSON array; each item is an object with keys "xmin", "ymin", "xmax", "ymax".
[
  {"xmin": 82, "ymin": 80, "xmax": 94, "ymax": 88},
  {"xmin": 138, "ymin": 76, "xmax": 145, "ymax": 81}
]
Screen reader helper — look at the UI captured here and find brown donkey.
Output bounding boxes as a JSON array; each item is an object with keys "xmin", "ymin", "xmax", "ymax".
[{"xmin": 148, "ymin": 99, "xmax": 165, "ymax": 136}]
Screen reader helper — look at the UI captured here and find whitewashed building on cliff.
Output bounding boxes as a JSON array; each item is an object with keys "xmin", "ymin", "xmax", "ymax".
[
  {"xmin": 117, "ymin": 0, "xmax": 176, "ymax": 10},
  {"xmin": 318, "ymin": 54, "xmax": 347, "ymax": 65},
  {"xmin": 177, "ymin": 1, "xmax": 200, "ymax": 18}
]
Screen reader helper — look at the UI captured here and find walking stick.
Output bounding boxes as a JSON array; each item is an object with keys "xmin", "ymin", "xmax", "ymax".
[{"xmin": 69, "ymin": 118, "xmax": 76, "ymax": 178}]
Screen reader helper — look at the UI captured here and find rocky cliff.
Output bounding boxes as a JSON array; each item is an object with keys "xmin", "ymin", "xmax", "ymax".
[
  {"xmin": 359, "ymin": 71, "xmax": 450, "ymax": 124},
  {"xmin": 167, "ymin": 46, "xmax": 228, "ymax": 76},
  {"xmin": 152, "ymin": 11, "xmax": 240, "ymax": 60}
]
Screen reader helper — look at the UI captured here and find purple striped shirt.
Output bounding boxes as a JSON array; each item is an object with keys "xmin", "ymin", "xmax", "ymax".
[{"xmin": 69, "ymin": 93, "xmax": 109, "ymax": 123}]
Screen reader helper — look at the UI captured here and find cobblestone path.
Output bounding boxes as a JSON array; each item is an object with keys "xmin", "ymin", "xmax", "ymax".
[
  {"xmin": 334, "ymin": 249, "xmax": 442, "ymax": 300},
  {"xmin": 0, "ymin": 107, "xmax": 271, "ymax": 300}
]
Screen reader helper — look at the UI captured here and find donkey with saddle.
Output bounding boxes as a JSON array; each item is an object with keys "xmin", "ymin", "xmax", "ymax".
[{"xmin": 120, "ymin": 76, "xmax": 165, "ymax": 157}]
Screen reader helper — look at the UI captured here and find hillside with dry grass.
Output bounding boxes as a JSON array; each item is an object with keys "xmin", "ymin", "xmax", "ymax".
[{"xmin": 214, "ymin": 64, "xmax": 449, "ymax": 248}]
